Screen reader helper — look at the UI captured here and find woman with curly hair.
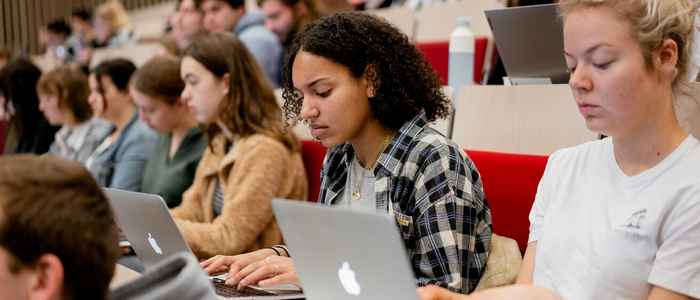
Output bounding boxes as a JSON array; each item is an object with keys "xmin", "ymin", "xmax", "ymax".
[{"xmin": 200, "ymin": 12, "xmax": 492, "ymax": 295}]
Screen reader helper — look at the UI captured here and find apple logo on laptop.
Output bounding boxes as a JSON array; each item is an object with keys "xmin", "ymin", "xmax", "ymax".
[
  {"xmin": 147, "ymin": 233, "xmax": 163, "ymax": 255},
  {"xmin": 338, "ymin": 262, "xmax": 361, "ymax": 296}
]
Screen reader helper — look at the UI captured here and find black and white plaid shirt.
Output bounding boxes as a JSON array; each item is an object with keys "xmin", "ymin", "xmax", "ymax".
[{"xmin": 318, "ymin": 111, "xmax": 492, "ymax": 293}]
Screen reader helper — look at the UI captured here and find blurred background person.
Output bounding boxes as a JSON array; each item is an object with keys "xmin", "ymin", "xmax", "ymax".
[
  {"xmin": 258, "ymin": 0, "xmax": 319, "ymax": 49},
  {"xmin": 37, "ymin": 66, "xmax": 111, "ymax": 165},
  {"xmin": 86, "ymin": 58, "xmax": 156, "ymax": 191},
  {"xmin": 131, "ymin": 55, "xmax": 206, "ymax": 208},
  {"xmin": 94, "ymin": 0, "xmax": 133, "ymax": 48},
  {"xmin": 68, "ymin": 8, "xmax": 98, "ymax": 66},
  {"xmin": 0, "ymin": 59, "xmax": 58, "ymax": 154},
  {"xmin": 171, "ymin": 0, "xmax": 205, "ymax": 52},
  {"xmin": 199, "ymin": 0, "xmax": 283, "ymax": 86}
]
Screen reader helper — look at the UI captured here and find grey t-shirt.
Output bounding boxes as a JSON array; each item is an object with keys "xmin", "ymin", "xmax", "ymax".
[{"xmin": 335, "ymin": 155, "xmax": 377, "ymax": 212}]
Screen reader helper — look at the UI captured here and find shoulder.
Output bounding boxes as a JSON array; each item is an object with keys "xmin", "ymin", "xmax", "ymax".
[
  {"xmin": 237, "ymin": 134, "xmax": 290, "ymax": 157},
  {"xmin": 544, "ymin": 138, "xmax": 609, "ymax": 174}
]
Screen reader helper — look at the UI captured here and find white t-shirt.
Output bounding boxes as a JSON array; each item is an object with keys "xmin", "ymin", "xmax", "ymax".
[
  {"xmin": 529, "ymin": 136, "xmax": 700, "ymax": 300},
  {"xmin": 690, "ymin": 8, "xmax": 700, "ymax": 81}
]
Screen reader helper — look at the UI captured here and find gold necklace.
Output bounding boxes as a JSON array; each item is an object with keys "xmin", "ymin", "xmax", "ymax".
[{"xmin": 351, "ymin": 133, "xmax": 394, "ymax": 201}]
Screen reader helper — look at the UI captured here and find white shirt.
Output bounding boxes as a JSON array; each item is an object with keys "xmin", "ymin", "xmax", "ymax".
[
  {"xmin": 690, "ymin": 8, "xmax": 700, "ymax": 81},
  {"xmin": 529, "ymin": 136, "xmax": 700, "ymax": 300}
]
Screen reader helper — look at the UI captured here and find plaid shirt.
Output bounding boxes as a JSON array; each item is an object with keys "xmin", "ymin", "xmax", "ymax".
[{"xmin": 318, "ymin": 111, "xmax": 492, "ymax": 293}]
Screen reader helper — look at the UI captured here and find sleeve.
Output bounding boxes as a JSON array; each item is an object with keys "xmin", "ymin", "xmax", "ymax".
[
  {"xmin": 647, "ymin": 186, "xmax": 700, "ymax": 298},
  {"xmin": 174, "ymin": 139, "xmax": 292, "ymax": 258},
  {"xmin": 528, "ymin": 151, "xmax": 561, "ymax": 243},
  {"xmin": 109, "ymin": 131, "xmax": 156, "ymax": 191},
  {"xmin": 411, "ymin": 144, "xmax": 491, "ymax": 294},
  {"xmin": 238, "ymin": 29, "xmax": 282, "ymax": 86}
]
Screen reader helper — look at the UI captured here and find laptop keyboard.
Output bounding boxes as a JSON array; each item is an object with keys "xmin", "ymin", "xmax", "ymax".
[{"xmin": 212, "ymin": 278, "xmax": 276, "ymax": 297}]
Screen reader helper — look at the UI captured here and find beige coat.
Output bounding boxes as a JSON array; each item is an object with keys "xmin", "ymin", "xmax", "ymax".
[{"xmin": 171, "ymin": 133, "xmax": 307, "ymax": 259}]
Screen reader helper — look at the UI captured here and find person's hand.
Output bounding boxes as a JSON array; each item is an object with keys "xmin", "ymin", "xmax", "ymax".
[
  {"xmin": 230, "ymin": 255, "xmax": 300, "ymax": 290},
  {"xmin": 199, "ymin": 248, "xmax": 277, "ymax": 275},
  {"xmin": 417, "ymin": 285, "xmax": 469, "ymax": 300}
]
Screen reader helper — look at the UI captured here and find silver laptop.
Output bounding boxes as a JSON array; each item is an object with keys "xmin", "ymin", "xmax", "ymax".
[
  {"xmin": 104, "ymin": 188, "xmax": 305, "ymax": 300},
  {"xmin": 485, "ymin": 4, "xmax": 570, "ymax": 84},
  {"xmin": 272, "ymin": 199, "xmax": 420, "ymax": 300}
]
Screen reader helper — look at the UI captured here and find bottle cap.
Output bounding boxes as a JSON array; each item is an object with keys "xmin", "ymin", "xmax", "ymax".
[{"xmin": 456, "ymin": 16, "xmax": 471, "ymax": 27}]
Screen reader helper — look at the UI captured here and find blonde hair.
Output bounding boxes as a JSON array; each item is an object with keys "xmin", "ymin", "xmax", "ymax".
[
  {"xmin": 96, "ymin": 0, "xmax": 130, "ymax": 30},
  {"xmin": 560, "ymin": 0, "xmax": 699, "ymax": 91}
]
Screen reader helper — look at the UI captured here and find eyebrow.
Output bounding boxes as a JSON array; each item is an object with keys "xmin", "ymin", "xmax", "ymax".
[
  {"xmin": 296, "ymin": 77, "xmax": 329, "ymax": 90},
  {"xmin": 183, "ymin": 73, "xmax": 197, "ymax": 81},
  {"xmin": 564, "ymin": 43, "xmax": 613, "ymax": 58}
]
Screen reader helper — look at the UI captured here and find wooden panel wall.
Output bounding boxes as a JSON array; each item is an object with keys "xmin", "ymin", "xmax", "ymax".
[{"xmin": 0, "ymin": 0, "xmax": 172, "ymax": 55}]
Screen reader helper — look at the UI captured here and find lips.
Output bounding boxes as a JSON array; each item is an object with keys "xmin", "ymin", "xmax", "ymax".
[
  {"xmin": 577, "ymin": 102, "xmax": 599, "ymax": 115},
  {"xmin": 310, "ymin": 124, "xmax": 329, "ymax": 139}
]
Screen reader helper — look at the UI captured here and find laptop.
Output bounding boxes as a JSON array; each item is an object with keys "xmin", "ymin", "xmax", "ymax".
[
  {"xmin": 485, "ymin": 4, "xmax": 570, "ymax": 84},
  {"xmin": 272, "ymin": 199, "xmax": 420, "ymax": 300},
  {"xmin": 104, "ymin": 188, "xmax": 305, "ymax": 299}
]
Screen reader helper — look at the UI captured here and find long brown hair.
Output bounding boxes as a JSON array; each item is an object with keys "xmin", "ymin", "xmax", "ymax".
[{"xmin": 184, "ymin": 33, "xmax": 299, "ymax": 152}]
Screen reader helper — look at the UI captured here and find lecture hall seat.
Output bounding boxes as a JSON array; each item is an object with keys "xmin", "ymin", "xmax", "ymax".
[
  {"xmin": 416, "ymin": 37, "xmax": 490, "ymax": 85},
  {"xmin": 466, "ymin": 150, "xmax": 548, "ymax": 253}
]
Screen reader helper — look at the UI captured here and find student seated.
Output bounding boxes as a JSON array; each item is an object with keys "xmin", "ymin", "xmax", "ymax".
[
  {"xmin": 201, "ymin": 12, "xmax": 492, "ymax": 294},
  {"xmin": 86, "ymin": 58, "xmax": 157, "ymax": 191},
  {"xmin": 130, "ymin": 55, "xmax": 207, "ymax": 208},
  {"xmin": 37, "ymin": 66, "xmax": 112, "ymax": 165},
  {"xmin": 171, "ymin": 0, "xmax": 206, "ymax": 52},
  {"xmin": 171, "ymin": 32, "xmax": 307, "ymax": 259},
  {"xmin": 0, "ymin": 155, "xmax": 120, "ymax": 300},
  {"xmin": 198, "ymin": 0, "xmax": 283, "ymax": 86},
  {"xmin": 0, "ymin": 59, "xmax": 59, "ymax": 154},
  {"xmin": 419, "ymin": 0, "xmax": 700, "ymax": 299}
]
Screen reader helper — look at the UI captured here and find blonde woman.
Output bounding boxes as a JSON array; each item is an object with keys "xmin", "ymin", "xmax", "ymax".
[
  {"xmin": 420, "ymin": 0, "xmax": 700, "ymax": 299},
  {"xmin": 94, "ymin": 0, "xmax": 133, "ymax": 48}
]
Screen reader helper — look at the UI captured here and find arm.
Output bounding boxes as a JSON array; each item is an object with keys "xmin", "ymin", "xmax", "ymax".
[
  {"xmin": 411, "ymin": 144, "xmax": 490, "ymax": 293},
  {"xmin": 109, "ymin": 131, "xmax": 156, "ymax": 191},
  {"xmin": 516, "ymin": 242, "xmax": 537, "ymax": 284},
  {"xmin": 648, "ymin": 286, "xmax": 694, "ymax": 300},
  {"xmin": 174, "ymin": 138, "xmax": 293, "ymax": 258}
]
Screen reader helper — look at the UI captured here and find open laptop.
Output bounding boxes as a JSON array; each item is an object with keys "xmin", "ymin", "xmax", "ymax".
[
  {"xmin": 104, "ymin": 188, "xmax": 305, "ymax": 299},
  {"xmin": 272, "ymin": 199, "xmax": 421, "ymax": 300},
  {"xmin": 485, "ymin": 4, "xmax": 570, "ymax": 84}
]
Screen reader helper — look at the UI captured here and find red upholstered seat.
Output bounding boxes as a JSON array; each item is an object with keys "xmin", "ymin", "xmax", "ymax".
[
  {"xmin": 0, "ymin": 120, "xmax": 7, "ymax": 154},
  {"xmin": 301, "ymin": 140, "xmax": 327, "ymax": 202},
  {"xmin": 466, "ymin": 150, "xmax": 548, "ymax": 253},
  {"xmin": 299, "ymin": 140, "xmax": 548, "ymax": 253},
  {"xmin": 416, "ymin": 37, "xmax": 489, "ymax": 85}
]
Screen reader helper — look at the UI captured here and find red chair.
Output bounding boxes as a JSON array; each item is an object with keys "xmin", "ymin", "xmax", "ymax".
[
  {"xmin": 466, "ymin": 150, "xmax": 548, "ymax": 253},
  {"xmin": 301, "ymin": 140, "xmax": 327, "ymax": 202},
  {"xmin": 0, "ymin": 120, "xmax": 7, "ymax": 154},
  {"xmin": 416, "ymin": 37, "xmax": 489, "ymax": 85}
]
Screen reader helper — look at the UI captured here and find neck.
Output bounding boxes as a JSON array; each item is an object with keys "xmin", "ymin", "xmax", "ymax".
[
  {"xmin": 350, "ymin": 120, "xmax": 395, "ymax": 170},
  {"xmin": 216, "ymin": 120, "xmax": 235, "ymax": 141},
  {"xmin": 612, "ymin": 97, "xmax": 688, "ymax": 176},
  {"xmin": 109, "ymin": 102, "xmax": 136, "ymax": 133}
]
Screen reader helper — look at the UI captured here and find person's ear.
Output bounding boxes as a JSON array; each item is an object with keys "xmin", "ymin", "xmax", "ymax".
[
  {"xmin": 654, "ymin": 38, "xmax": 679, "ymax": 81},
  {"xmin": 28, "ymin": 254, "xmax": 64, "ymax": 300},
  {"xmin": 220, "ymin": 73, "xmax": 231, "ymax": 95}
]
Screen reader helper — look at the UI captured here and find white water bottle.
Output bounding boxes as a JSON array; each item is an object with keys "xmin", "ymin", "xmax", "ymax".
[
  {"xmin": 448, "ymin": 16, "xmax": 475, "ymax": 89},
  {"xmin": 446, "ymin": 16, "xmax": 474, "ymax": 138}
]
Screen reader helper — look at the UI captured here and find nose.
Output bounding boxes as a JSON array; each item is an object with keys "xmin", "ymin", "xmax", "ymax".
[
  {"xmin": 181, "ymin": 85, "xmax": 193, "ymax": 106},
  {"xmin": 299, "ymin": 96, "xmax": 319, "ymax": 122},
  {"xmin": 569, "ymin": 64, "xmax": 592, "ymax": 92}
]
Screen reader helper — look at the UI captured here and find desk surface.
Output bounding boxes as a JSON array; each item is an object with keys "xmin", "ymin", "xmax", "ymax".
[{"xmin": 110, "ymin": 264, "xmax": 142, "ymax": 289}]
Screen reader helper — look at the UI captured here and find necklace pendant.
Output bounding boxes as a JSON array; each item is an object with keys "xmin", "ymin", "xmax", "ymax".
[{"xmin": 352, "ymin": 191, "xmax": 361, "ymax": 201}]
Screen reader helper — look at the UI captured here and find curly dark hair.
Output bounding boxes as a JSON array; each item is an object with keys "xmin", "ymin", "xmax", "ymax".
[{"xmin": 281, "ymin": 12, "xmax": 450, "ymax": 130}]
